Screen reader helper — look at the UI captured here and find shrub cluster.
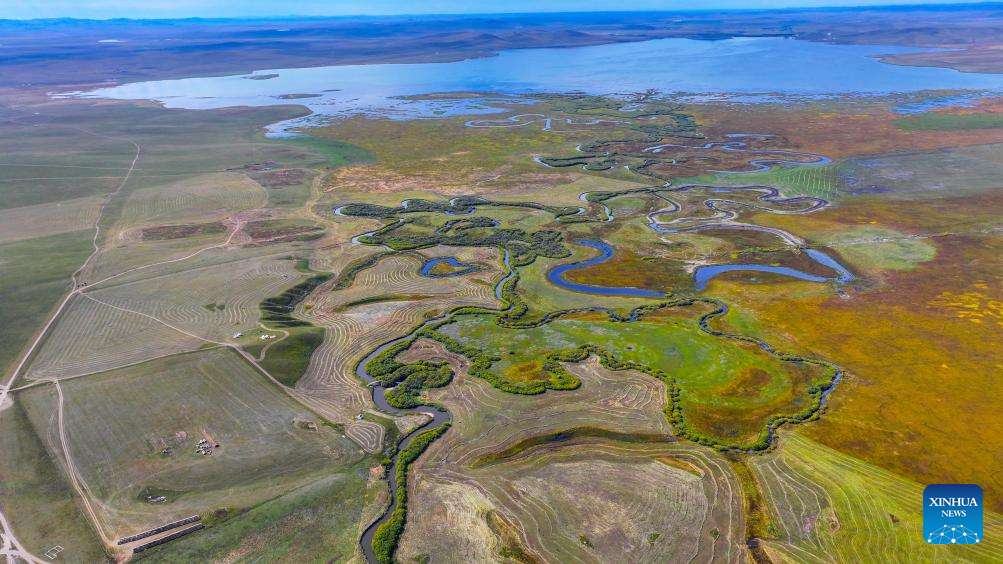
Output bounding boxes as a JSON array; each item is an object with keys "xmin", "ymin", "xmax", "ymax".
[
  {"xmin": 339, "ymin": 196, "xmax": 579, "ymax": 223},
  {"xmin": 332, "ymin": 250, "xmax": 394, "ymax": 290},
  {"xmin": 259, "ymin": 273, "xmax": 332, "ymax": 327},
  {"xmin": 369, "ymin": 224, "xmax": 569, "ymax": 265},
  {"xmin": 370, "ymin": 423, "xmax": 450, "ymax": 564}
]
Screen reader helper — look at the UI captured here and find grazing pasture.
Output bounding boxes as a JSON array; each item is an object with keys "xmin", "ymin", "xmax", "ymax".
[
  {"xmin": 24, "ymin": 252, "xmax": 307, "ymax": 380},
  {"xmin": 18, "ymin": 348, "xmax": 369, "ymax": 540},
  {"xmin": 139, "ymin": 468, "xmax": 372, "ymax": 562},
  {"xmin": 0, "ymin": 230, "xmax": 94, "ymax": 375},
  {"xmin": 23, "ymin": 293, "xmax": 205, "ymax": 381},
  {"xmin": 118, "ymin": 172, "xmax": 266, "ymax": 228},
  {"xmin": 0, "ymin": 196, "xmax": 104, "ymax": 243},
  {"xmin": 0, "ymin": 401, "xmax": 109, "ymax": 562},
  {"xmin": 0, "ymin": 98, "xmax": 356, "ymax": 382}
]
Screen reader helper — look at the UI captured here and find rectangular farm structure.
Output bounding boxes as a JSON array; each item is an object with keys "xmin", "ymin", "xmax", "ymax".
[
  {"xmin": 132, "ymin": 524, "xmax": 204, "ymax": 554},
  {"xmin": 116, "ymin": 514, "xmax": 201, "ymax": 545}
]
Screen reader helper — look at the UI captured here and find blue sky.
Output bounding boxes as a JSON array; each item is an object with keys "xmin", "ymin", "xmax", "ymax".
[{"xmin": 0, "ymin": 1, "xmax": 986, "ymax": 20}]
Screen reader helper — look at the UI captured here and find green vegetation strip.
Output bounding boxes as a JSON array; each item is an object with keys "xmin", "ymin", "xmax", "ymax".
[
  {"xmin": 254, "ymin": 258, "xmax": 331, "ymax": 386},
  {"xmin": 251, "ymin": 327, "xmax": 325, "ymax": 387},
  {"xmin": 339, "ymin": 201, "xmax": 575, "ymax": 264},
  {"xmin": 729, "ymin": 456, "xmax": 776, "ymax": 544},
  {"xmin": 470, "ymin": 427, "xmax": 675, "ymax": 468},
  {"xmin": 332, "ymin": 250, "xmax": 394, "ymax": 290},
  {"xmin": 260, "ymin": 273, "xmax": 332, "ymax": 328},
  {"xmin": 340, "ymin": 196, "xmax": 578, "ymax": 221},
  {"xmin": 277, "ymin": 137, "xmax": 376, "ymax": 167},
  {"xmin": 371, "ymin": 423, "xmax": 450, "ymax": 564},
  {"xmin": 333, "ymin": 294, "xmax": 431, "ymax": 312}
]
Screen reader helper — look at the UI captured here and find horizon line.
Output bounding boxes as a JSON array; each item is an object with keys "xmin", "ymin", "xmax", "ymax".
[{"xmin": 2, "ymin": 1, "xmax": 1001, "ymax": 23}]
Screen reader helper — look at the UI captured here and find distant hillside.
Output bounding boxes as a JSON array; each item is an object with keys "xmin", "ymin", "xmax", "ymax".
[{"xmin": 4, "ymin": 5, "xmax": 1003, "ymax": 88}]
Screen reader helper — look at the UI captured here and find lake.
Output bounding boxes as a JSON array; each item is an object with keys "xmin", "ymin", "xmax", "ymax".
[{"xmin": 66, "ymin": 36, "xmax": 1003, "ymax": 135}]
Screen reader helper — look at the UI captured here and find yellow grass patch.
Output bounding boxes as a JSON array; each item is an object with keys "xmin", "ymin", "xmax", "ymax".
[{"xmin": 0, "ymin": 196, "xmax": 103, "ymax": 243}]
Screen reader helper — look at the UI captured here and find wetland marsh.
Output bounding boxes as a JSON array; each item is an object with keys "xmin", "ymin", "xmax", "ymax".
[{"xmin": 5, "ymin": 10, "xmax": 1003, "ymax": 564}]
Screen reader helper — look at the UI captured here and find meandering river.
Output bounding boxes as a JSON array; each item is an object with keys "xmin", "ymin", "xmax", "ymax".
[
  {"xmin": 694, "ymin": 248, "xmax": 854, "ymax": 291},
  {"xmin": 419, "ymin": 256, "xmax": 478, "ymax": 277},
  {"xmin": 355, "ymin": 249, "xmax": 516, "ymax": 564},
  {"xmin": 547, "ymin": 240, "xmax": 666, "ymax": 298}
]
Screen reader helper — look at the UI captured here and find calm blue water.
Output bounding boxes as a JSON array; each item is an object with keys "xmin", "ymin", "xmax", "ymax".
[
  {"xmin": 420, "ymin": 257, "xmax": 478, "ymax": 277},
  {"xmin": 547, "ymin": 240, "xmax": 665, "ymax": 298},
  {"xmin": 892, "ymin": 92, "xmax": 985, "ymax": 114},
  {"xmin": 694, "ymin": 248, "xmax": 854, "ymax": 291},
  {"xmin": 66, "ymin": 37, "xmax": 1003, "ymax": 135},
  {"xmin": 804, "ymin": 248, "xmax": 854, "ymax": 283}
]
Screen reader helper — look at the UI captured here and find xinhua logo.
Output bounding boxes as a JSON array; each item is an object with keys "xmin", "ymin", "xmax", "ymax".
[{"xmin": 924, "ymin": 484, "xmax": 983, "ymax": 545}]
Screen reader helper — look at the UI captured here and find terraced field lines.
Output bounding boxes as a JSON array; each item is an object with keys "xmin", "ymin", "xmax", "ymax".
[
  {"xmin": 294, "ymin": 251, "xmax": 499, "ymax": 452},
  {"xmin": 753, "ymin": 433, "xmax": 1003, "ymax": 562},
  {"xmin": 0, "ymin": 196, "xmax": 105, "ymax": 243},
  {"xmin": 24, "ymin": 295, "xmax": 206, "ymax": 381},
  {"xmin": 117, "ymin": 172, "xmax": 265, "ymax": 227},
  {"xmin": 392, "ymin": 352, "xmax": 746, "ymax": 563}
]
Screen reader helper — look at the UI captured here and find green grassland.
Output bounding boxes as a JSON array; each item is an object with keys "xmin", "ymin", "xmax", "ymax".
[
  {"xmin": 276, "ymin": 136, "xmax": 375, "ymax": 167},
  {"xmin": 0, "ymin": 230, "xmax": 93, "ymax": 377},
  {"xmin": 437, "ymin": 307, "xmax": 828, "ymax": 444},
  {"xmin": 691, "ymin": 162, "xmax": 846, "ymax": 201},
  {"xmin": 819, "ymin": 226, "xmax": 938, "ymax": 272},
  {"xmin": 0, "ymin": 99, "xmax": 369, "ymax": 383},
  {"xmin": 0, "ymin": 102, "xmax": 308, "ymax": 209},
  {"xmin": 258, "ymin": 136, "xmax": 373, "ymax": 208},
  {"xmin": 19, "ymin": 348, "xmax": 371, "ymax": 539},
  {"xmin": 139, "ymin": 465, "xmax": 371, "ymax": 562},
  {"xmin": 251, "ymin": 258, "xmax": 331, "ymax": 387},
  {"xmin": 0, "ymin": 401, "xmax": 108, "ymax": 561},
  {"xmin": 0, "ymin": 126, "xmax": 133, "ymax": 209},
  {"xmin": 247, "ymin": 326, "xmax": 325, "ymax": 387}
]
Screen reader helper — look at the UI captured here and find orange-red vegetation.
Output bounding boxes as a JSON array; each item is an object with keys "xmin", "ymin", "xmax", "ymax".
[
  {"xmin": 690, "ymin": 100, "xmax": 1003, "ymax": 159},
  {"xmin": 715, "ymin": 229, "xmax": 1003, "ymax": 512}
]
